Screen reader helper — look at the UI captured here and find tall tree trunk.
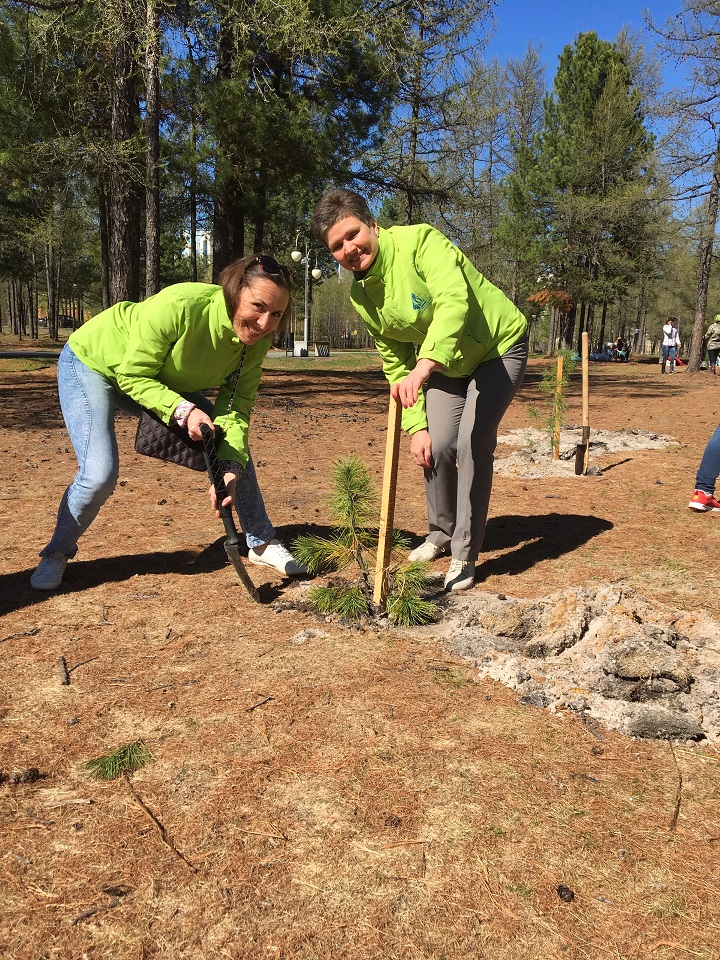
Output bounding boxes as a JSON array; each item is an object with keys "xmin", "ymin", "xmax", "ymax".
[
  {"xmin": 597, "ymin": 302, "xmax": 608, "ymax": 351},
  {"xmin": 406, "ymin": 38, "xmax": 424, "ymax": 226},
  {"xmin": 45, "ymin": 243, "xmax": 59, "ymax": 342},
  {"xmin": 213, "ymin": 181, "xmax": 246, "ymax": 279},
  {"xmin": 190, "ymin": 123, "xmax": 198, "ymax": 282},
  {"xmin": 632, "ymin": 283, "xmax": 645, "ymax": 353},
  {"xmin": 144, "ymin": 0, "xmax": 161, "ymax": 297},
  {"xmin": 98, "ymin": 174, "xmax": 112, "ymax": 309},
  {"xmin": 110, "ymin": 32, "xmax": 141, "ymax": 304},
  {"xmin": 689, "ymin": 129, "xmax": 720, "ymax": 371}
]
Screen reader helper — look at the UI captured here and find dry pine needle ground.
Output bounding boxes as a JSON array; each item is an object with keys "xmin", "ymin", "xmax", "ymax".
[{"xmin": 1, "ymin": 357, "xmax": 719, "ymax": 959}]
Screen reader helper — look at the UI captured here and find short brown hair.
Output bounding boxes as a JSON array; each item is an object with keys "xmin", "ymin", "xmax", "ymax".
[
  {"xmin": 311, "ymin": 188, "xmax": 375, "ymax": 245},
  {"xmin": 219, "ymin": 254, "xmax": 293, "ymax": 342}
]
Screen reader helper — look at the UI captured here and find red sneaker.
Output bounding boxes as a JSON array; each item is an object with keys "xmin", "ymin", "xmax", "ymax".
[{"xmin": 688, "ymin": 489, "xmax": 720, "ymax": 512}]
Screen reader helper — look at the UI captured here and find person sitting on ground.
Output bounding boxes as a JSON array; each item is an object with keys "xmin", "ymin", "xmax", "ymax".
[
  {"xmin": 661, "ymin": 318, "xmax": 681, "ymax": 374},
  {"xmin": 311, "ymin": 187, "xmax": 528, "ymax": 593},
  {"xmin": 689, "ymin": 424, "xmax": 720, "ymax": 512},
  {"xmin": 31, "ymin": 255, "xmax": 307, "ymax": 591},
  {"xmin": 705, "ymin": 314, "xmax": 720, "ymax": 375}
]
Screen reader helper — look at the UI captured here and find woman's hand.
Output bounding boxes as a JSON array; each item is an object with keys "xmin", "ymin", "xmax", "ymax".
[
  {"xmin": 410, "ymin": 430, "xmax": 433, "ymax": 469},
  {"xmin": 390, "ymin": 358, "xmax": 445, "ymax": 409},
  {"xmin": 209, "ymin": 472, "xmax": 238, "ymax": 516},
  {"xmin": 187, "ymin": 407, "xmax": 214, "ymax": 441}
]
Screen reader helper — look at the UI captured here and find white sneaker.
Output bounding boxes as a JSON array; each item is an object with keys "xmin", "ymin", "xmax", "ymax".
[
  {"xmin": 408, "ymin": 540, "xmax": 446, "ymax": 562},
  {"xmin": 247, "ymin": 539, "xmax": 308, "ymax": 576},
  {"xmin": 444, "ymin": 559, "xmax": 475, "ymax": 592},
  {"xmin": 31, "ymin": 553, "xmax": 68, "ymax": 590}
]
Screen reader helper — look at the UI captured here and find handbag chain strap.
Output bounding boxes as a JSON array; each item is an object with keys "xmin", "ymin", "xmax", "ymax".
[{"xmin": 224, "ymin": 345, "xmax": 247, "ymax": 416}]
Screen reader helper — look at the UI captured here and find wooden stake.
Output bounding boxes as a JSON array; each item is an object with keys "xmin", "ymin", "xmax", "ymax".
[
  {"xmin": 574, "ymin": 332, "xmax": 590, "ymax": 475},
  {"xmin": 553, "ymin": 354, "xmax": 564, "ymax": 460},
  {"xmin": 373, "ymin": 394, "xmax": 402, "ymax": 607}
]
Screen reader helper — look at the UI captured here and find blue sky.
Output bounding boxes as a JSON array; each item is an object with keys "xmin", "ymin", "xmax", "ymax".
[{"xmin": 483, "ymin": 0, "xmax": 683, "ymax": 83}]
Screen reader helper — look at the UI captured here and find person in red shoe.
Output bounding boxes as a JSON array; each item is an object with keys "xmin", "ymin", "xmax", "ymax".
[{"xmin": 689, "ymin": 424, "xmax": 720, "ymax": 512}]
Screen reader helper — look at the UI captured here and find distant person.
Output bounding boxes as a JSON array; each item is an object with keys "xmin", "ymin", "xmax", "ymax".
[
  {"xmin": 311, "ymin": 187, "xmax": 527, "ymax": 592},
  {"xmin": 661, "ymin": 318, "xmax": 681, "ymax": 374},
  {"xmin": 706, "ymin": 314, "xmax": 720, "ymax": 375},
  {"xmin": 31, "ymin": 256, "xmax": 307, "ymax": 591},
  {"xmin": 689, "ymin": 425, "xmax": 720, "ymax": 512}
]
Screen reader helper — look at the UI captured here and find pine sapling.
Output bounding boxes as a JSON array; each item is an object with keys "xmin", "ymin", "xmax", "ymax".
[
  {"xmin": 528, "ymin": 349, "xmax": 577, "ymax": 456},
  {"xmin": 293, "ymin": 455, "xmax": 436, "ymax": 626}
]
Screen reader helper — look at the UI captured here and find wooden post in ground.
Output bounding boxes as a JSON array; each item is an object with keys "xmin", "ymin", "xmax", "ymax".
[
  {"xmin": 373, "ymin": 395, "xmax": 402, "ymax": 607},
  {"xmin": 574, "ymin": 332, "xmax": 590, "ymax": 475},
  {"xmin": 553, "ymin": 354, "xmax": 564, "ymax": 460}
]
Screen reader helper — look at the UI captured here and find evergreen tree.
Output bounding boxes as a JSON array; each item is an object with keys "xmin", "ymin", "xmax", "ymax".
[{"xmin": 503, "ymin": 32, "xmax": 661, "ymax": 350}]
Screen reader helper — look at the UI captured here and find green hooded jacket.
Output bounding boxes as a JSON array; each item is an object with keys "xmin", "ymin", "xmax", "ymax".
[
  {"xmin": 350, "ymin": 224, "xmax": 527, "ymax": 434},
  {"xmin": 68, "ymin": 283, "xmax": 270, "ymax": 466}
]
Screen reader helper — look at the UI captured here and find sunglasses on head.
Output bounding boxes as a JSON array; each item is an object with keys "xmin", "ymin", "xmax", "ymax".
[{"xmin": 252, "ymin": 255, "xmax": 293, "ymax": 283}]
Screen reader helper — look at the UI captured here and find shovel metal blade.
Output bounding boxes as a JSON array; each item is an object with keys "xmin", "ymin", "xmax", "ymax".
[{"xmin": 224, "ymin": 541, "xmax": 261, "ymax": 603}]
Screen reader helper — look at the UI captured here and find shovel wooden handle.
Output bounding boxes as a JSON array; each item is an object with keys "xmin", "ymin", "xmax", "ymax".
[{"xmin": 373, "ymin": 394, "xmax": 402, "ymax": 606}]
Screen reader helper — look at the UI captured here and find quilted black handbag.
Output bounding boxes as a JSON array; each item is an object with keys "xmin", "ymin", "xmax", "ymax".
[
  {"xmin": 134, "ymin": 346, "xmax": 246, "ymax": 472},
  {"xmin": 134, "ymin": 408, "xmax": 206, "ymax": 471}
]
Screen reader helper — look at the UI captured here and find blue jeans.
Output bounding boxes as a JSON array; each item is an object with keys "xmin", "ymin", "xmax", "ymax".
[
  {"xmin": 695, "ymin": 423, "xmax": 720, "ymax": 495},
  {"xmin": 41, "ymin": 344, "xmax": 275, "ymax": 558},
  {"xmin": 661, "ymin": 345, "xmax": 676, "ymax": 372}
]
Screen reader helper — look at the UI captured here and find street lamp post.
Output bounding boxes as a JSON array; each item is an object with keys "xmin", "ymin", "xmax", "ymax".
[{"xmin": 291, "ymin": 234, "xmax": 322, "ymax": 356}]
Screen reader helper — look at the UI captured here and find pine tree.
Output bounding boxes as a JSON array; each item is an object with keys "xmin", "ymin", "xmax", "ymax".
[{"xmin": 293, "ymin": 456, "xmax": 437, "ymax": 627}]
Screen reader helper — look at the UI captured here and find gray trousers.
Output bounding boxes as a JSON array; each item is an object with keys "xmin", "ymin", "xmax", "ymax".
[{"xmin": 423, "ymin": 336, "xmax": 528, "ymax": 561}]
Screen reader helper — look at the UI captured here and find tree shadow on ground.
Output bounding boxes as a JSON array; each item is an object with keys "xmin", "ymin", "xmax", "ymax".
[{"xmin": 480, "ymin": 513, "xmax": 613, "ymax": 579}]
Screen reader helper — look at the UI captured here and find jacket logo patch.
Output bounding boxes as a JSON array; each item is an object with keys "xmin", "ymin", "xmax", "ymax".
[{"xmin": 411, "ymin": 293, "xmax": 430, "ymax": 311}]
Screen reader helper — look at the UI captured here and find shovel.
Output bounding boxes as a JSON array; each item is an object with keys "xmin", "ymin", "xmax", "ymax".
[
  {"xmin": 200, "ymin": 423, "xmax": 261, "ymax": 603},
  {"xmin": 574, "ymin": 331, "xmax": 590, "ymax": 475}
]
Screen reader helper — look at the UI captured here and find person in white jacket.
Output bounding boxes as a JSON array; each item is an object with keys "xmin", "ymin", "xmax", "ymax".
[{"xmin": 661, "ymin": 318, "xmax": 681, "ymax": 374}]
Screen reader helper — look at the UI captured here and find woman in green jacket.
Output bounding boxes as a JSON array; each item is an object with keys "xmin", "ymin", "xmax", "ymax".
[
  {"xmin": 31, "ymin": 255, "xmax": 307, "ymax": 591},
  {"xmin": 312, "ymin": 188, "xmax": 527, "ymax": 592}
]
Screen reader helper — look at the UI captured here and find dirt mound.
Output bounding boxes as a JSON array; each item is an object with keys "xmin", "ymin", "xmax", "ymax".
[
  {"xmin": 495, "ymin": 426, "xmax": 678, "ymax": 478},
  {"xmin": 441, "ymin": 583, "xmax": 719, "ymax": 742}
]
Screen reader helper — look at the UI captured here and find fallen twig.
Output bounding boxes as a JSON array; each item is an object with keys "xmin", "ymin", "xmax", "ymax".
[
  {"xmin": 237, "ymin": 827, "xmax": 288, "ymax": 841},
  {"xmin": 246, "ymin": 696, "xmax": 273, "ymax": 712},
  {"xmin": 668, "ymin": 742, "xmax": 683, "ymax": 831},
  {"xmin": 69, "ymin": 656, "xmax": 100, "ymax": 674},
  {"xmin": 1, "ymin": 626, "xmax": 40, "ymax": 644},
  {"xmin": 379, "ymin": 839, "xmax": 427, "ymax": 849},
  {"xmin": 45, "ymin": 798, "xmax": 94, "ymax": 808},
  {"xmin": 125, "ymin": 777, "xmax": 197, "ymax": 873},
  {"xmin": 70, "ymin": 899, "xmax": 121, "ymax": 926}
]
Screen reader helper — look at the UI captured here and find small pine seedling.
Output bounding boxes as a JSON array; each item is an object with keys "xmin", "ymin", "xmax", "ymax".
[
  {"xmin": 83, "ymin": 740, "xmax": 154, "ymax": 781},
  {"xmin": 293, "ymin": 455, "xmax": 436, "ymax": 626},
  {"xmin": 529, "ymin": 349, "xmax": 577, "ymax": 455}
]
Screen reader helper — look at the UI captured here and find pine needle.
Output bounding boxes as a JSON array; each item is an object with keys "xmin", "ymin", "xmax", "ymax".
[
  {"xmin": 83, "ymin": 741, "xmax": 153, "ymax": 781},
  {"xmin": 385, "ymin": 593, "xmax": 436, "ymax": 626}
]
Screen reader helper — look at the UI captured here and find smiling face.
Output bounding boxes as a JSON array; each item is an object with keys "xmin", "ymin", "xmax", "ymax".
[
  {"xmin": 324, "ymin": 215, "xmax": 379, "ymax": 273},
  {"xmin": 232, "ymin": 277, "xmax": 289, "ymax": 346}
]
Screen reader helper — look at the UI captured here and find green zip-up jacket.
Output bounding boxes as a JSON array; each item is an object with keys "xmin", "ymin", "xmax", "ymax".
[
  {"xmin": 351, "ymin": 224, "xmax": 527, "ymax": 434},
  {"xmin": 69, "ymin": 283, "xmax": 269, "ymax": 466}
]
